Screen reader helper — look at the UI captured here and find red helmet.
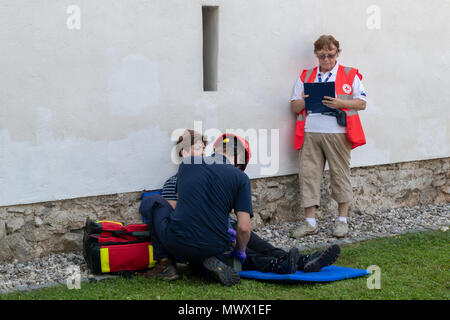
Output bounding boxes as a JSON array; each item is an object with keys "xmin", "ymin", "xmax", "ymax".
[{"xmin": 213, "ymin": 133, "xmax": 251, "ymax": 171}]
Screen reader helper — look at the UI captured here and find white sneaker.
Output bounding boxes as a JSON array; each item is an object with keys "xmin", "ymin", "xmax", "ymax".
[
  {"xmin": 291, "ymin": 222, "xmax": 319, "ymax": 239},
  {"xmin": 333, "ymin": 221, "xmax": 349, "ymax": 238}
]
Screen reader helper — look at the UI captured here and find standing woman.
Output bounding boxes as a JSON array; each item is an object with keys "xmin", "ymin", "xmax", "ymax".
[{"xmin": 290, "ymin": 35, "xmax": 367, "ymax": 238}]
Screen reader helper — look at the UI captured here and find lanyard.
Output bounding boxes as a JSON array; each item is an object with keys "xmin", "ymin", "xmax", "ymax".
[{"xmin": 318, "ymin": 72, "xmax": 332, "ymax": 83}]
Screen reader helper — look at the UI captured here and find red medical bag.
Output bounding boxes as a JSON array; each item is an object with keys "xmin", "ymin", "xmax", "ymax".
[{"xmin": 83, "ymin": 218, "xmax": 155, "ymax": 275}]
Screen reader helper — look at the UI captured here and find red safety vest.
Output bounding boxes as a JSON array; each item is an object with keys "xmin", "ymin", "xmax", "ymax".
[{"xmin": 294, "ymin": 65, "xmax": 366, "ymax": 150}]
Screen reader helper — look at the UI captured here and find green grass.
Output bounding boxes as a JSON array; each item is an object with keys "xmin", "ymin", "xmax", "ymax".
[{"xmin": 1, "ymin": 230, "xmax": 449, "ymax": 300}]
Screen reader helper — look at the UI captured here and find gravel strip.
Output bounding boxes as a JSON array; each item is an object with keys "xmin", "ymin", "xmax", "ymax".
[
  {"xmin": 256, "ymin": 203, "xmax": 449, "ymax": 251},
  {"xmin": 0, "ymin": 203, "xmax": 448, "ymax": 294}
]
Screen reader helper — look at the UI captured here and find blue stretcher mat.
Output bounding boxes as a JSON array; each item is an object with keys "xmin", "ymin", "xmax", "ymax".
[{"xmin": 239, "ymin": 265, "xmax": 369, "ymax": 282}]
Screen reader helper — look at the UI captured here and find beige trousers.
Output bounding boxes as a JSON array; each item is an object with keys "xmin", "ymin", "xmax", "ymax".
[{"xmin": 298, "ymin": 132, "xmax": 353, "ymax": 208}]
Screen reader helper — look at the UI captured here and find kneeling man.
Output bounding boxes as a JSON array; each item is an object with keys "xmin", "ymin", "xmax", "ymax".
[{"xmin": 140, "ymin": 132, "xmax": 252, "ymax": 286}]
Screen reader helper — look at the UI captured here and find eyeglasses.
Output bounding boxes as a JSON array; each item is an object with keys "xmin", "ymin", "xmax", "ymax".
[{"xmin": 316, "ymin": 53, "xmax": 337, "ymax": 60}]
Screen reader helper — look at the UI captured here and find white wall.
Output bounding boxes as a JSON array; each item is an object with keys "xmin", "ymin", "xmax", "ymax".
[{"xmin": 1, "ymin": 0, "xmax": 449, "ymax": 206}]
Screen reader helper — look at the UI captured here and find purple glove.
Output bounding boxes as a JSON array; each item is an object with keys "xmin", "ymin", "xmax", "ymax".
[
  {"xmin": 227, "ymin": 228, "xmax": 236, "ymax": 243},
  {"xmin": 226, "ymin": 248, "xmax": 246, "ymax": 264}
]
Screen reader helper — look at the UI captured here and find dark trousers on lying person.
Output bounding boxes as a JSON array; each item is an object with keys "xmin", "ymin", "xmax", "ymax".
[
  {"xmin": 229, "ymin": 219, "xmax": 288, "ymax": 271},
  {"xmin": 245, "ymin": 235, "xmax": 288, "ymax": 271}
]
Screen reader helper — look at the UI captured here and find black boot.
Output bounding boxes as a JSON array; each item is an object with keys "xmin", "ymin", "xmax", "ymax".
[
  {"xmin": 298, "ymin": 245, "xmax": 341, "ymax": 273},
  {"xmin": 297, "ymin": 250, "xmax": 323, "ymax": 271},
  {"xmin": 202, "ymin": 256, "xmax": 241, "ymax": 287}
]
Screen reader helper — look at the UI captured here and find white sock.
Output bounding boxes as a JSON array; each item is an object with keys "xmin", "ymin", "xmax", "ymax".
[
  {"xmin": 338, "ymin": 217, "xmax": 348, "ymax": 223},
  {"xmin": 306, "ymin": 218, "xmax": 316, "ymax": 227}
]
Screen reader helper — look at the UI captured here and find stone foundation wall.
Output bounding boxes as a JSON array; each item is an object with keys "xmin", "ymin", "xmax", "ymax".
[{"xmin": 1, "ymin": 157, "xmax": 449, "ymax": 263}]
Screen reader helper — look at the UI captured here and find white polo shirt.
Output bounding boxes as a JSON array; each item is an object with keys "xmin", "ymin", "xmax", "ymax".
[{"xmin": 290, "ymin": 62, "xmax": 367, "ymax": 133}]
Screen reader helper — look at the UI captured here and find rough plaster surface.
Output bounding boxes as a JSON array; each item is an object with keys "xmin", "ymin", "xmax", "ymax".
[{"xmin": 0, "ymin": 158, "xmax": 448, "ymax": 263}]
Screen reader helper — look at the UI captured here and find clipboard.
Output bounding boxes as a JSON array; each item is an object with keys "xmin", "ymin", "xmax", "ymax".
[{"xmin": 304, "ymin": 82, "xmax": 336, "ymax": 114}]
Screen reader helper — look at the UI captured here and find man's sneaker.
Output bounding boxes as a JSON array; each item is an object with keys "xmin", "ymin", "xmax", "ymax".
[
  {"xmin": 202, "ymin": 256, "xmax": 241, "ymax": 287},
  {"xmin": 144, "ymin": 258, "xmax": 180, "ymax": 280},
  {"xmin": 291, "ymin": 222, "xmax": 319, "ymax": 239},
  {"xmin": 333, "ymin": 221, "xmax": 349, "ymax": 238},
  {"xmin": 263, "ymin": 248, "xmax": 300, "ymax": 274},
  {"xmin": 303, "ymin": 244, "xmax": 341, "ymax": 273}
]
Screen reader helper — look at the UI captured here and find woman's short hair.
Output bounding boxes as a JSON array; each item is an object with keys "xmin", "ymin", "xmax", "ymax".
[
  {"xmin": 175, "ymin": 129, "xmax": 208, "ymax": 157},
  {"xmin": 314, "ymin": 35, "xmax": 342, "ymax": 54}
]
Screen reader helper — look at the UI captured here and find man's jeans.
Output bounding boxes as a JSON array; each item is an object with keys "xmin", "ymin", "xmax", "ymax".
[{"xmin": 139, "ymin": 194, "xmax": 173, "ymax": 261}]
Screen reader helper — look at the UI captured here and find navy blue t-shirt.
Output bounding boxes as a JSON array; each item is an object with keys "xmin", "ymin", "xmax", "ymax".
[{"xmin": 166, "ymin": 154, "xmax": 253, "ymax": 254}]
